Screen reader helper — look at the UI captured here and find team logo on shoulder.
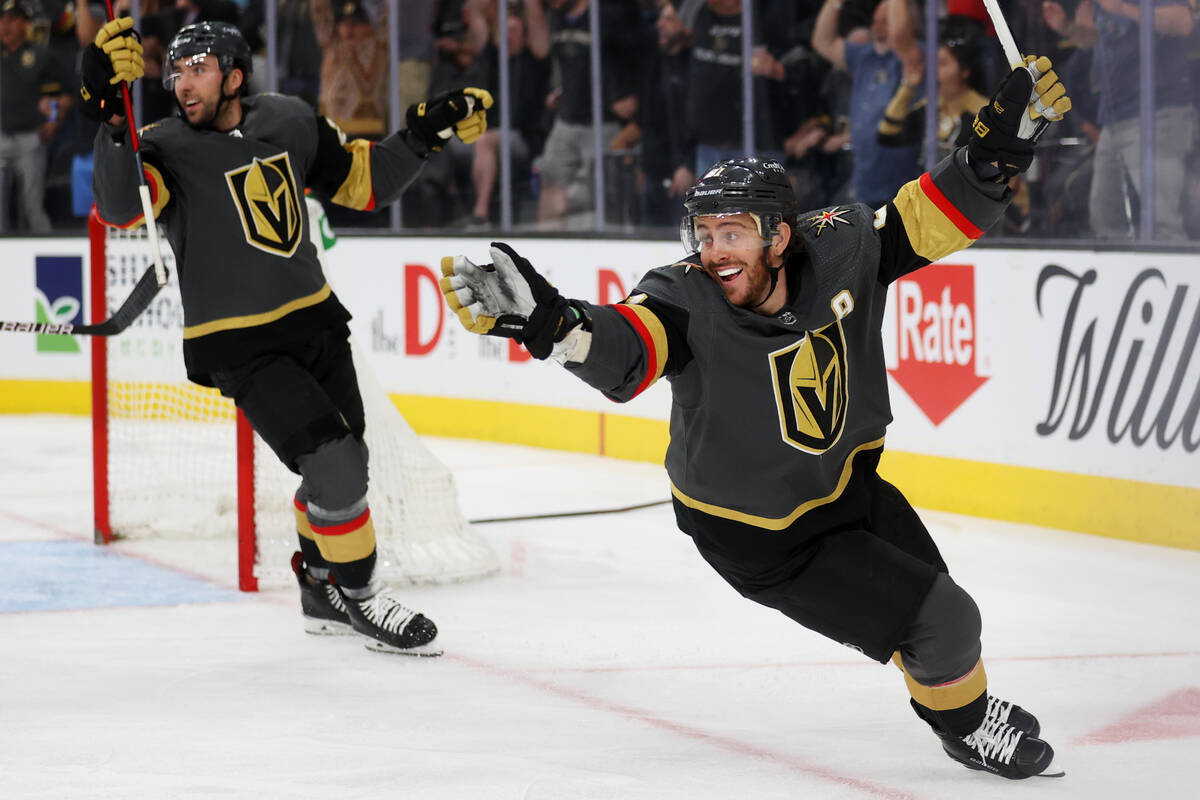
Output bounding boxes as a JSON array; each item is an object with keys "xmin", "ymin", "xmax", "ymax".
[
  {"xmin": 807, "ymin": 207, "xmax": 853, "ymax": 237},
  {"xmin": 769, "ymin": 290, "xmax": 854, "ymax": 454},
  {"xmin": 225, "ymin": 153, "xmax": 303, "ymax": 257}
]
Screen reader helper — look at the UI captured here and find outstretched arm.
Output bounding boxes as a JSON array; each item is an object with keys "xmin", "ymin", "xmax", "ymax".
[
  {"xmin": 439, "ymin": 243, "xmax": 692, "ymax": 401},
  {"xmin": 308, "ymin": 88, "xmax": 494, "ymax": 210}
]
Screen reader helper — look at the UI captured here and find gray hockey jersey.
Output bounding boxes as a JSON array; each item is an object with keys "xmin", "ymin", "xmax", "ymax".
[
  {"xmin": 567, "ymin": 149, "xmax": 1009, "ymax": 546},
  {"xmin": 92, "ymin": 93, "xmax": 428, "ymax": 383}
]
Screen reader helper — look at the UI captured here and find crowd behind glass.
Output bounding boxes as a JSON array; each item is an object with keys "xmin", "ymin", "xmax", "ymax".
[{"xmin": 0, "ymin": 0, "xmax": 1197, "ymax": 244}]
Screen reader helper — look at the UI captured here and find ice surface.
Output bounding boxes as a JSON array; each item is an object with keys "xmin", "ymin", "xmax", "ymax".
[{"xmin": 2, "ymin": 415, "xmax": 1198, "ymax": 799}]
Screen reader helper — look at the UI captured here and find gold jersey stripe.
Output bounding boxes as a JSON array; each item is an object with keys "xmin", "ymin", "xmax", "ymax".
[
  {"xmin": 669, "ymin": 437, "xmax": 886, "ymax": 530},
  {"xmin": 615, "ymin": 302, "xmax": 670, "ymax": 394},
  {"xmin": 182, "ymin": 282, "xmax": 332, "ymax": 339},
  {"xmin": 895, "ymin": 653, "xmax": 988, "ymax": 711},
  {"xmin": 331, "ymin": 139, "xmax": 376, "ymax": 211},
  {"xmin": 294, "ymin": 500, "xmax": 315, "ymax": 541},
  {"xmin": 892, "ymin": 173, "xmax": 980, "ymax": 263}
]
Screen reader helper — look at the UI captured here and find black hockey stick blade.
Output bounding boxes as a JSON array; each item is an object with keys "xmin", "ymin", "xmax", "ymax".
[{"xmin": 1, "ymin": 264, "xmax": 166, "ymax": 337}]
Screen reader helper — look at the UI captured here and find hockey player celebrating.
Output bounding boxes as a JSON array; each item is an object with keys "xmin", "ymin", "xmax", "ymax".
[
  {"xmin": 80, "ymin": 18, "xmax": 493, "ymax": 655},
  {"xmin": 441, "ymin": 59, "xmax": 1071, "ymax": 775}
]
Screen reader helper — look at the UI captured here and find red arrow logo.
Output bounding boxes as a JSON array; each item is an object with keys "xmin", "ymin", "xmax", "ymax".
[{"xmin": 887, "ymin": 263, "xmax": 988, "ymax": 426}]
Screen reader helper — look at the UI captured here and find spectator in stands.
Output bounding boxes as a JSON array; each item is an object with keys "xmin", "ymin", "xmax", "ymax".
[
  {"xmin": 677, "ymin": 0, "xmax": 807, "ymax": 181},
  {"xmin": 876, "ymin": 10, "xmax": 988, "ymax": 162},
  {"xmin": 313, "ymin": 0, "xmax": 390, "ymax": 138},
  {"xmin": 1043, "ymin": 0, "xmax": 1196, "ymax": 240},
  {"xmin": 396, "ymin": 0, "xmax": 438, "ymax": 114},
  {"xmin": 0, "ymin": 0, "xmax": 68, "ymax": 232},
  {"xmin": 458, "ymin": 0, "xmax": 550, "ymax": 226},
  {"xmin": 239, "ymin": 0, "xmax": 323, "ymax": 107},
  {"xmin": 812, "ymin": 0, "xmax": 921, "ymax": 209},
  {"xmin": 534, "ymin": 0, "xmax": 642, "ymax": 227},
  {"xmin": 635, "ymin": 0, "xmax": 696, "ymax": 226}
]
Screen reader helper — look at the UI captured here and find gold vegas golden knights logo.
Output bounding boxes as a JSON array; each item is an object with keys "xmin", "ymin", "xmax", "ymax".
[
  {"xmin": 225, "ymin": 153, "xmax": 303, "ymax": 257},
  {"xmin": 769, "ymin": 290, "xmax": 855, "ymax": 454}
]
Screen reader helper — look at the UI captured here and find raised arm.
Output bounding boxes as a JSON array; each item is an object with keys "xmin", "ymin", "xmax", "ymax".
[
  {"xmin": 308, "ymin": 86, "xmax": 494, "ymax": 210},
  {"xmin": 888, "ymin": 0, "xmax": 922, "ymax": 74},
  {"xmin": 812, "ymin": 0, "xmax": 847, "ymax": 71},
  {"xmin": 524, "ymin": 0, "xmax": 551, "ymax": 60}
]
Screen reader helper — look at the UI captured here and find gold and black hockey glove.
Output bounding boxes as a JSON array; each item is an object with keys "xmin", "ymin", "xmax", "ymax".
[
  {"xmin": 440, "ymin": 242, "xmax": 588, "ymax": 360},
  {"xmin": 405, "ymin": 87, "xmax": 494, "ymax": 152},
  {"xmin": 79, "ymin": 17, "xmax": 144, "ymax": 121},
  {"xmin": 968, "ymin": 55, "xmax": 1071, "ymax": 178}
]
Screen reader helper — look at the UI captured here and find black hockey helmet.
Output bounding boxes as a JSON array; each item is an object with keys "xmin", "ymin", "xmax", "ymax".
[
  {"xmin": 164, "ymin": 21, "xmax": 252, "ymax": 91},
  {"xmin": 680, "ymin": 157, "xmax": 799, "ymax": 253}
]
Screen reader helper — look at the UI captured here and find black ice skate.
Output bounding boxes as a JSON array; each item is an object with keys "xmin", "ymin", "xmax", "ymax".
[
  {"xmin": 986, "ymin": 694, "xmax": 1040, "ymax": 738},
  {"xmin": 291, "ymin": 552, "xmax": 353, "ymax": 635},
  {"xmin": 938, "ymin": 715, "xmax": 1064, "ymax": 779},
  {"xmin": 336, "ymin": 582, "xmax": 442, "ymax": 657}
]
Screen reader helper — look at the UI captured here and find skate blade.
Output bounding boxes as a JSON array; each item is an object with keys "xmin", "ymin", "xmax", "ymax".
[
  {"xmin": 1037, "ymin": 760, "xmax": 1066, "ymax": 778},
  {"xmin": 363, "ymin": 639, "xmax": 443, "ymax": 657},
  {"xmin": 304, "ymin": 618, "xmax": 355, "ymax": 636}
]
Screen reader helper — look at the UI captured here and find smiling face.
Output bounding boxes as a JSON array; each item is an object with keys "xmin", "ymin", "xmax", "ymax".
[{"xmin": 694, "ymin": 212, "xmax": 790, "ymax": 312}]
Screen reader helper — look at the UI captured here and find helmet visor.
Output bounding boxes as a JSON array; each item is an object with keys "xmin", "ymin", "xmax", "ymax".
[
  {"xmin": 679, "ymin": 211, "xmax": 776, "ymax": 254},
  {"xmin": 163, "ymin": 52, "xmax": 229, "ymax": 90}
]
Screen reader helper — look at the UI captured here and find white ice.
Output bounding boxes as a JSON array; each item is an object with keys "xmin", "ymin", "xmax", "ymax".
[{"xmin": 2, "ymin": 414, "xmax": 1198, "ymax": 800}]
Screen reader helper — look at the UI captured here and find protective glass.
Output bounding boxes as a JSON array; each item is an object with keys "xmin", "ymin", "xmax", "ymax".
[
  {"xmin": 163, "ymin": 53, "xmax": 221, "ymax": 90},
  {"xmin": 679, "ymin": 211, "xmax": 773, "ymax": 253}
]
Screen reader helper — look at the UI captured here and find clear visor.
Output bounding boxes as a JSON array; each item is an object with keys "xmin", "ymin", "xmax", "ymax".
[
  {"xmin": 679, "ymin": 211, "xmax": 772, "ymax": 253},
  {"xmin": 163, "ymin": 52, "xmax": 220, "ymax": 90}
]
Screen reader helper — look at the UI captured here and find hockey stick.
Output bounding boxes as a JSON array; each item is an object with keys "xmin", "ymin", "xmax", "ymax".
[
  {"xmin": 103, "ymin": 0, "xmax": 168, "ymax": 289},
  {"xmin": 1, "ymin": 4, "xmax": 167, "ymax": 338},
  {"xmin": 980, "ymin": 0, "xmax": 1062, "ymax": 130},
  {"xmin": 980, "ymin": 0, "xmax": 1024, "ymax": 69},
  {"xmin": 1, "ymin": 265, "xmax": 162, "ymax": 336}
]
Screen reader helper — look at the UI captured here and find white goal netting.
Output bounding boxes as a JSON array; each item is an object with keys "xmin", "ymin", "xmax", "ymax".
[{"xmin": 94, "ymin": 208, "xmax": 498, "ymax": 589}]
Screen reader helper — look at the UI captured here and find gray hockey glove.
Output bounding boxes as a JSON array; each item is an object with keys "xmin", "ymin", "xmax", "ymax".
[
  {"xmin": 968, "ymin": 55, "xmax": 1071, "ymax": 178},
  {"xmin": 440, "ymin": 242, "xmax": 589, "ymax": 361}
]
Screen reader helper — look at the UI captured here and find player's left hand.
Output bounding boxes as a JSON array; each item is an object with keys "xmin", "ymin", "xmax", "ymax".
[
  {"xmin": 968, "ymin": 55, "xmax": 1071, "ymax": 178},
  {"xmin": 406, "ymin": 87, "xmax": 494, "ymax": 152},
  {"xmin": 440, "ymin": 243, "xmax": 587, "ymax": 360}
]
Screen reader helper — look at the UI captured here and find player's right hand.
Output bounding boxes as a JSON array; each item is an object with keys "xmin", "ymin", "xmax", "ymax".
[
  {"xmin": 441, "ymin": 243, "xmax": 586, "ymax": 360},
  {"xmin": 968, "ymin": 55, "xmax": 1070, "ymax": 178},
  {"xmin": 79, "ymin": 17, "xmax": 144, "ymax": 121},
  {"xmin": 440, "ymin": 248, "xmax": 536, "ymax": 339}
]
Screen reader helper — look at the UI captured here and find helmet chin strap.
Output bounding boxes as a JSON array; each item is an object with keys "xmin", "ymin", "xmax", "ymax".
[{"xmin": 749, "ymin": 245, "xmax": 784, "ymax": 310}]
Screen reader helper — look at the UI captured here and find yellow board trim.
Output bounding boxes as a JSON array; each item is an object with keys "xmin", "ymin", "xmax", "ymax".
[
  {"xmin": 182, "ymin": 283, "xmax": 332, "ymax": 339},
  {"xmin": 3, "ymin": 382, "xmax": 1198, "ymax": 550},
  {"xmin": 331, "ymin": 139, "xmax": 375, "ymax": 211},
  {"xmin": 0, "ymin": 379, "xmax": 91, "ymax": 414}
]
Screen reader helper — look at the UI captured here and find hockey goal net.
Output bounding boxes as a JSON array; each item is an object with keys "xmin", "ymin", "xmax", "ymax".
[{"xmin": 89, "ymin": 207, "xmax": 498, "ymax": 590}]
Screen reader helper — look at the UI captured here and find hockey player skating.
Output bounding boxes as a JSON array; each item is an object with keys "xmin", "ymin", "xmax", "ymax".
[
  {"xmin": 81, "ymin": 18, "xmax": 493, "ymax": 655},
  {"xmin": 440, "ymin": 59, "xmax": 1071, "ymax": 776}
]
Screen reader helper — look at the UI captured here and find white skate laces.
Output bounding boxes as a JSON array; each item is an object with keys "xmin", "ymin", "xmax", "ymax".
[
  {"xmin": 355, "ymin": 588, "xmax": 420, "ymax": 636},
  {"xmin": 962, "ymin": 716, "xmax": 1024, "ymax": 765}
]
